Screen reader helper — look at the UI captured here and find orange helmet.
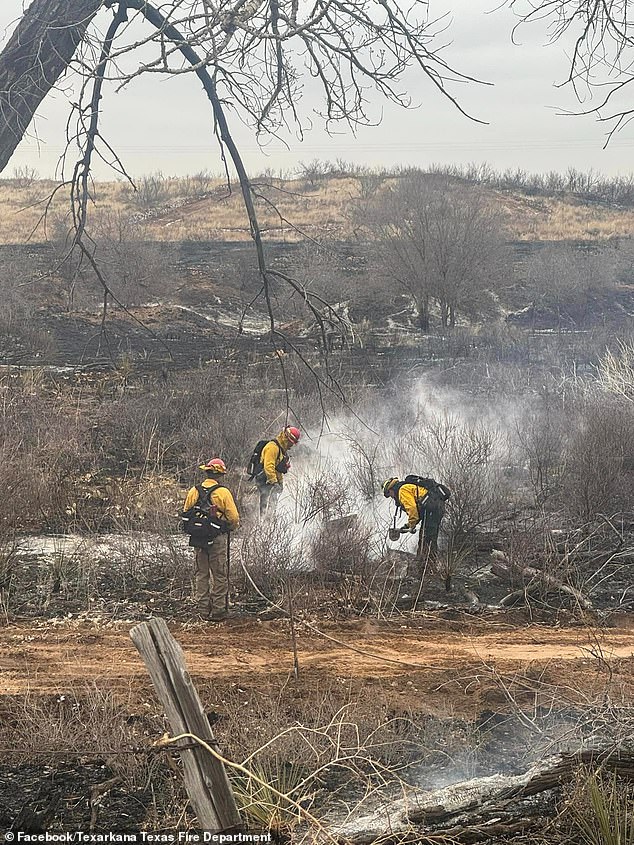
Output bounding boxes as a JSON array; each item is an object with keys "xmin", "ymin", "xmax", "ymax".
[
  {"xmin": 285, "ymin": 426, "xmax": 301, "ymax": 444},
  {"xmin": 199, "ymin": 458, "xmax": 227, "ymax": 473}
]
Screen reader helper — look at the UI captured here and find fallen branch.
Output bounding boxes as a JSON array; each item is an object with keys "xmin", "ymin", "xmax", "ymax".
[
  {"xmin": 492, "ymin": 562, "xmax": 593, "ymax": 610},
  {"xmin": 336, "ymin": 749, "xmax": 634, "ymax": 844}
]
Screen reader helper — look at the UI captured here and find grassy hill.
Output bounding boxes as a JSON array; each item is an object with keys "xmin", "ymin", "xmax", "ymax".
[{"xmin": 1, "ymin": 172, "xmax": 633, "ymax": 245}]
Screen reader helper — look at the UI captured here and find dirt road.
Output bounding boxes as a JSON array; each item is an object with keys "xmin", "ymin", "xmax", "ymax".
[{"xmin": 1, "ymin": 617, "xmax": 633, "ymax": 707}]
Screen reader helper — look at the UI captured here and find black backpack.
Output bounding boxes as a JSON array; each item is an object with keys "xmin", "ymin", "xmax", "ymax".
[
  {"xmin": 180, "ymin": 484, "xmax": 225, "ymax": 542},
  {"xmin": 393, "ymin": 476, "xmax": 451, "ymax": 519},
  {"xmin": 403, "ymin": 475, "xmax": 451, "ymax": 503},
  {"xmin": 247, "ymin": 440, "xmax": 269, "ymax": 480},
  {"xmin": 247, "ymin": 439, "xmax": 290, "ymax": 480}
]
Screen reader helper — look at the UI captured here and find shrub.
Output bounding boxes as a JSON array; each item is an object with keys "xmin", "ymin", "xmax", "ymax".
[
  {"xmin": 566, "ymin": 769, "xmax": 634, "ymax": 845},
  {"xmin": 561, "ymin": 395, "xmax": 634, "ymax": 519},
  {"xmin": 125, "ymin": 172, "xmax": 172, "ymax": 210}
]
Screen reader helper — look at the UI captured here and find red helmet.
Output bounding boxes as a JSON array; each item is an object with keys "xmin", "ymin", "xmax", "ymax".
[
  {"xmin": 199, "ymin": 458, "xmax": 227, "ymax": 473},
  {"xmin": 285, "ymin": 426, "xmax": 301, "ymax": 445}
]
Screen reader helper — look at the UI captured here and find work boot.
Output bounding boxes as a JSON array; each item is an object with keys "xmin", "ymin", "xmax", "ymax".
[{"xmin": 209, "ymin": 610, "xmax": 228, "ymax": 622}]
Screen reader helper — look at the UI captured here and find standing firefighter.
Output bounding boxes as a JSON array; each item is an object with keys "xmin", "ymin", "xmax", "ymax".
[
  {"xmin": 383, "ymin": 475, "xmax": 451, "ymax": 562},
  {"xmin": 181, "ymin": 458, "xmax": 240, "ymax": 621},
  {"xmin": 248, "ymin": 426, "xmax": 301, "ymax": 517}
]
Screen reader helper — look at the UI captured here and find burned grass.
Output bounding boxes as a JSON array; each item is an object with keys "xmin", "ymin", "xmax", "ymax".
[{"xmin": 0, "ymin": 644, "xmax": 632, "ymax": 838}]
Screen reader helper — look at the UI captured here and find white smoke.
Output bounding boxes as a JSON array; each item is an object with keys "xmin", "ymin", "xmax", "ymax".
[{"xmin": 269, "ymin": 376, "xmax": 527, "ymax": 567}]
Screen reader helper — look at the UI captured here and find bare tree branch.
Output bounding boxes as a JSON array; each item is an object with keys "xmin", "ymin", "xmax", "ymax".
[{"xmin": 509, "ymin": 0, "xmax": 634, "ymax": 138}]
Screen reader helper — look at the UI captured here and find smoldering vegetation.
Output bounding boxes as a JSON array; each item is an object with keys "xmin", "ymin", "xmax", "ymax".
[
  {"xmin": 1, "ymin": 323, "xmax": 633, "ymax": 621},
  {"xmin": 2, "ymin": 672, "xmax": 633, "ymax": 841}
]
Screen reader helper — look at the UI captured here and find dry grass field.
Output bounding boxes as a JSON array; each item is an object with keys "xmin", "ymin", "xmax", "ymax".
[{"xmin": 1, "ymin": 173, "xmax": 633, "ymax": 245}]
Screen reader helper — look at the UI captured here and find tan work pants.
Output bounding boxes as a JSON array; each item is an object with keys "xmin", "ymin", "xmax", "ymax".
[{"xmin": 194, "ymin": 540, "xmax": 228, "ymax": 615}]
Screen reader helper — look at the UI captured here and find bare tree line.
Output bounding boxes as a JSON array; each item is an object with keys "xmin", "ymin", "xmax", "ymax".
[{"xmin": 7, "ymin": 160, "xmax": 634, "ymax": 208}]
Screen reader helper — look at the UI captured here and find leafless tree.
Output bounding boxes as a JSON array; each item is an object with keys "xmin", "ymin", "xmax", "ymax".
[
  {"xmin": 93, "ymin": 222, "xmax": 176, "ymax": 306},
  {"xmin": 515, "ymin": 398, "xmax": 567, "ymax": 503},
  {"xmin": 11, "ymin": 165, "xmax": 40, "ymax": 188},
  {"xmin": 361, "ymin": 173, "xmax": 509, "ymax": 330},
  {"xmin": 354, "ymin": 166, "xmax": 388, "ymax": 200},
  {"xmin": 298, "ymin": 160, "xmax": 330, "ymax": 190},
  {"xmin": 509, "ymin": 1, "xmax": 634, "ymax": 141},
  {"xmin": 561, "ymin": 394, "xmax": 634, "ymax": 520},
  {"xmin": 406, "ymin": 411, "xmax": 511, "ymax": 546},
  {"xmin": 0, "ymin": 0, "xmax": 103, "ymax": 173},
  {"xmin": 522, "ymin": 244, "xmax": 617, "ymax": 328}
]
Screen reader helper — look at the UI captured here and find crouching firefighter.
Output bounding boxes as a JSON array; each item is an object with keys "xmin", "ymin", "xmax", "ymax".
[
  {"xmin": 181, "ymin": 458, "xmax": 240, "ymax": 621},
  {"xmin": 247, "ymin": 426, "xmax": 301, "ymax": 517},
  {"xmin": 383, "ymin": 475, "xmax": 451, "ymax": 563}
]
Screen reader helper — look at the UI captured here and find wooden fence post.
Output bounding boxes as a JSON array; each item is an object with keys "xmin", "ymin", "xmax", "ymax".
[{"xmin": 130, "ymin": 617, "xmax": 242, "ymax": 832}]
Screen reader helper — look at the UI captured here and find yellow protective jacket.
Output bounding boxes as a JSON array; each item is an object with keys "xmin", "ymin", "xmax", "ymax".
[
  {"xmin": 183, "ymin": 479, "xmax": 240, "ymax": 531},
  {"xmin": 261, "ymin": 431, "xmax": 291, "ymax": 484},
  {"xmin": 396, "ymin": 482, "xmax": 429, "ymax": 529}
]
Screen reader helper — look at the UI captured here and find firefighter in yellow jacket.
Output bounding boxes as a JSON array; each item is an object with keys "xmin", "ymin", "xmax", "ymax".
[
  {"xmin": 382, "ymin": 475, "xmax": 450, "ymax": 559},
  {"xmin": 183, "ymin": 458, "xmax": 240, "ymax": 621},
  {"xmin": 255, "ymin": 426, "xmax": 301, "ymax": 517}
]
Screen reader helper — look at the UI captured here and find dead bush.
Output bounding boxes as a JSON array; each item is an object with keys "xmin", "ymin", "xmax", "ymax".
[
  {"xmin": 210, "ymin": 678, "xmax": 478, "ymax": 834},
  {"xmin": 0, "ymin": 374, "xmax": 96, "ymax": 530},
  {"xmin": 0, "ymin": 686, "xmax": 173, "ymax": 799},
  {"xmin": 343, "ymin": 435, "xmax": 381, "ymax": 502},
  {"xmin": 11, "ymin": 165, "xmax": 39, "ymax": 188},
  {"xmin": 93, "ymin": 366, "xmax": 295, "ymax": 480},
  {"xmin": 561, "ymin": 395, "xmax": 634, "ymax": 519},
  {"xmin": 294, "ymin": 465, "xmax": 354, "ymax": 523},
  {"xmin": 515, "ymin": 397, "xmax": 567, "ymax": 504},
  {"xmin": 0, "ymin": 252, "xmax": 54, "ymax": 360},
  {"xmin": 240, "ymin": 517, "xmax": 302, "ymax": 599},
  {"xmin": 412, "ymin": 412, "xmax": 512, "ymax": 538},
  {"xmin": 94, "ymin": 231, "xmax": 176, "ymax": 306},
  {"xmin": 103, "ymin": 475, "xmax": 182, "ymax": 533},
  {"xmin": 124, "ymin": 172, "xmax": 172, "ymax": 210},
  {"xmin": 99, "ymin": 534, "xmax": 191, "ymax": 600},
  {"xmin": 0, "ymin": 531, "xmax": 19, "ymax": 623},
  {"xmin": 310, "ymin": 514, "xmax": 374, "ymax": 582}
]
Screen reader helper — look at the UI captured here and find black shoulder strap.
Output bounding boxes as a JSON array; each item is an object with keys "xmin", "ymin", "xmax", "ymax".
[
  {"xmin": 195, "ymin": 483, "xmax": 210, "ymax": 504},
  {"xmin": 413, "ymin": 482, "xmax": 429, "ymax": 504},
  {"xmin": 198, "ymin": 482, "xmax": 227, "ymax": 517}
]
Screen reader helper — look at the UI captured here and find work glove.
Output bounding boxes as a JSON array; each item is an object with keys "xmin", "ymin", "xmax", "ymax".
[
  {"xmin": 400, "ymin": 525, "xmax": 417, "ymax": 534},
  {"xmin": 266, "ymin": 479, "xmax": 278, "ymax": 485}
]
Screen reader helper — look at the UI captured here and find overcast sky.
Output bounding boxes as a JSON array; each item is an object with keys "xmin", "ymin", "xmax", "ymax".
[{"xmin": 2, "ymin": 0, "xmax": 633, "ymax": 180}]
